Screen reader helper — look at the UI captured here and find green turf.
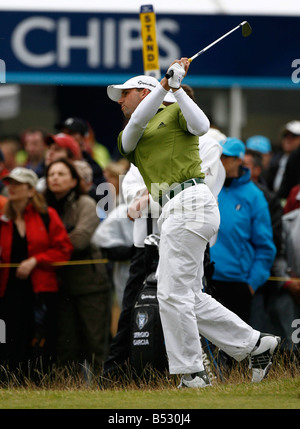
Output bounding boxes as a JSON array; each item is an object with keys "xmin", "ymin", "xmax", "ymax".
[{"xmin": 0, "ymin": 377, "xmax": 299, "ymax": 409}]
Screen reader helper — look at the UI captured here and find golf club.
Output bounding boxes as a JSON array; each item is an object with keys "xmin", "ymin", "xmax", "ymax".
[{"xmin": 165, "ymin": 21, "xmax": 252, "ymax": 79}]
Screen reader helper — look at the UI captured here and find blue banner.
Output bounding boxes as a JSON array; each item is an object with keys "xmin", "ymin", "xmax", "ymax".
[{"xmin": 1, "ymin": 11, "xmax": 300, "ymax": 88}]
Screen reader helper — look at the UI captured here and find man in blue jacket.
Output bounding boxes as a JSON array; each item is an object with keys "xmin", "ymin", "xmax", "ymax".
[{"xmin": 210, "ymin": 137, "xmax": 277, "ymax": 324}]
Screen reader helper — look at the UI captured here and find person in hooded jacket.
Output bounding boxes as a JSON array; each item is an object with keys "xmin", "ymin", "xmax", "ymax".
[{"xmin": 210, "ymin": 138, "xmax": 277, "ymax": 324}]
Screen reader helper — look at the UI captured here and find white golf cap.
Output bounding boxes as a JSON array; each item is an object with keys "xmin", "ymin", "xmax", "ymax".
[
  {"xmin": 107, "ymin": 75, "xmax": 159, "ymax": 102},
  {"xmin": 283, "ymin": 120, "xmax": 300, "ymax": 136},
  {"xmin": 163, "ymin": 90, "xmax": 177, "ymax": 104}
]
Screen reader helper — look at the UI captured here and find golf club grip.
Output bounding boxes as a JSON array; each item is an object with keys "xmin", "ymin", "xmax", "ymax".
[{"xmin": 165, "ymin": 70, "xmax": 174, "ymax": 79}]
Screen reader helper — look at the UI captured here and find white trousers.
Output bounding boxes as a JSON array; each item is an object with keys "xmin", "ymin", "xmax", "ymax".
[{"xmin": 157, "ymin": 184, "xmax": 260, "ymax": 374}]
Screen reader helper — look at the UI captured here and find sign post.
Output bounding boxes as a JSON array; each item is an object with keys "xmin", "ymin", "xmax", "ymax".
[{"xmin": 139, "ymin": 5, "xmax": 161, "ymax": 79}]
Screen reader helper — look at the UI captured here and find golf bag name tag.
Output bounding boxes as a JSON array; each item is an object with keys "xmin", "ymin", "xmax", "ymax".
[{"xmin": 133, "ymin": 330, "xmax": 150, "ymax": 346}]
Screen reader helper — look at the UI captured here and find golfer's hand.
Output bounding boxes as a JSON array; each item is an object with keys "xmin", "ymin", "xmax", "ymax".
[
  {"xmin": 16, "ymin": 257, "xmax": 37, "ymax": 279},
  {"xmin": 166, "ymin": 63, "xmax": 185, "ymax": 88},
  {"xmin": 163, "ymin": 58, "xmax": 190, "ymax": 90}
]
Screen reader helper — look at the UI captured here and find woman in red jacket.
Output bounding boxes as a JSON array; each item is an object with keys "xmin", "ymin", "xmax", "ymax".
[{"xmin": 0, "ymin": 167, "xmax": 73, "ymax": 374}]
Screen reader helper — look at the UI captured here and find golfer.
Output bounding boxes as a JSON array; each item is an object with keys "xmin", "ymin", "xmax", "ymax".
[{"xmin": 107, "ymin": 58, "xmax": 280, "ymax": 387}]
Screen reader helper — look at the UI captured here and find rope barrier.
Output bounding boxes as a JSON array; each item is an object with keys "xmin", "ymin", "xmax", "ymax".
[
  {"xmin": 0, "ymin": 261, "xmax": 299, "ymax": 282},
  {"xmin": 269, "ymin": 276, "xmax": 300, "ymax": 282},
  {"xmin": 0, "ymin": 259, "xmax": 109, "ymax": 268}
]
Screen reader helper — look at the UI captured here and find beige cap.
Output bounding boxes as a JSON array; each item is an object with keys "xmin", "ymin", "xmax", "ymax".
[
  {"xmin": 73, "ymin": 160, "xmax": 93, "ymax": 184},
  {"xmin": 2, "ymin": 167, "xmax": 38, "ymax": 188}
]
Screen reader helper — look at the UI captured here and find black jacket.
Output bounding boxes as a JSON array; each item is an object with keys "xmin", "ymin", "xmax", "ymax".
[{"xmin": 278, "ymin": 146, "xmax": 300, "ymax": 199}]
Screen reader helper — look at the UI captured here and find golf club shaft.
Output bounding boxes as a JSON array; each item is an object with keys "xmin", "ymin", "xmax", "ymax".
[
  {"xmin": 165, "ymin": 21, "xmax": 249, "ymax": 78},
  {"xmin": 188, "ymin": 22, "xmax": 246, "ymax": 62}
]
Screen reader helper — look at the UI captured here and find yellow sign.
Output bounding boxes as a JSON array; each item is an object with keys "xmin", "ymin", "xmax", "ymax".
[{"xmin": 139, "ymin": 5, "xmax": 161, "ymax": 79}]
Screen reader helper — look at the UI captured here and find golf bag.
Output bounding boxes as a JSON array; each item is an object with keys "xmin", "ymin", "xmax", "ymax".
[
  {"xmin": 130, "ymin": 271, "xmax": 168, "ymax": 377},
  {"xmin": 130, "ymin": 230, "xmax": 168, "ymax": 377}
]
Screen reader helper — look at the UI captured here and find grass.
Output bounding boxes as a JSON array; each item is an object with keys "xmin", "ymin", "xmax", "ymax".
[
  {"xmin": 0, "ymin": 378, "xmax": 299, "ymax": 409},
  {"xmin": 0, "ymin": 352, "xmax": 299, "ymax": 410}
]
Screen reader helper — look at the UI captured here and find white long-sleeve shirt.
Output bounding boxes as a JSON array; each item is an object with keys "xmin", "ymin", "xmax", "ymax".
[{"xmin": 121, "ymin": 84, "xmax": 210, "ymax": 154}]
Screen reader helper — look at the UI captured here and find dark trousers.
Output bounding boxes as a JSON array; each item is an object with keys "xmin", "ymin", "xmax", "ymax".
[
  {"xmin": 57, "ymin": 289, "xmax": 111, "ymax": 370},
  {"xmin": 0, "ymin": 290, "xmax": 58, "ymax": 373},
  {"xmin": 210, "ymin": 280, "xmax": 253, "ymax": 324},
  {"xmin": 103, "ymin": 246, "xmax": 146, "ymax": 376}
]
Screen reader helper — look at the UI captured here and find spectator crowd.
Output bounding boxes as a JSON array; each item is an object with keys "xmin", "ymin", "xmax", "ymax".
[{"xmin": 0, "ymin": 112, "xmax": 299, "ymax": 383}]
